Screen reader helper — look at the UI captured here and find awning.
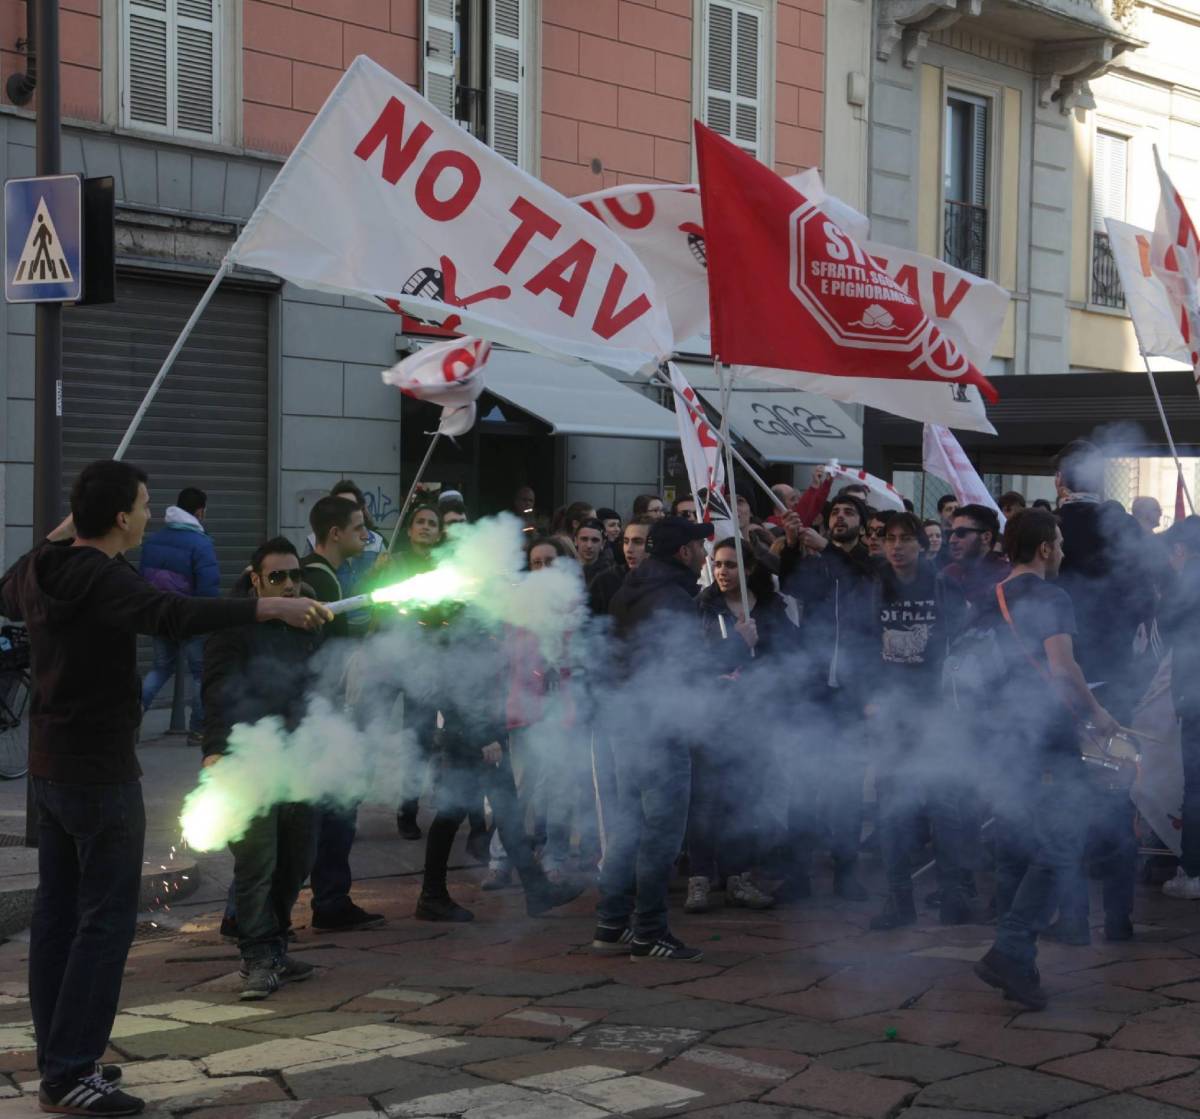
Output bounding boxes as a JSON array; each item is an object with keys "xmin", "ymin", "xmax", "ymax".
[
  {"xmin": 483, "ymin": 351, "xmax": 677, "ymax": 440},
  {"xmin": 694, "ymin": 385, "xmax": 864, "ymax": 465}
]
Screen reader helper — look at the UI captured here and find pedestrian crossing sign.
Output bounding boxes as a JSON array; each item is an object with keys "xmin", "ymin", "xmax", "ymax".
[{"xmin": 4, "ymin": 174, "xmax": 82, "ymax": 303}]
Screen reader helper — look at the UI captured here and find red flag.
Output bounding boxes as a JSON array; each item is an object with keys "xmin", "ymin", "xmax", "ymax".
[
  {"xmin": 694, "ymin": 122, "xmax": 998, "ymax": 404},
  {"xmin": 1177, "ymin": 471, "xmax": 1187, "ymax": 523}
]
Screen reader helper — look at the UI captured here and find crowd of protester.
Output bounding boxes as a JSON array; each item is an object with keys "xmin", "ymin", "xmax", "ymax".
[{"xmin": 8, "ymin": 440, "xmax": 1200, "ymax": 1114}]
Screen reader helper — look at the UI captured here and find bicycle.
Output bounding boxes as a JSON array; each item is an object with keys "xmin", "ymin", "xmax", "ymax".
[{"xmin": 0, "ymin": 625, "xmax": 31, "ymax": 780}]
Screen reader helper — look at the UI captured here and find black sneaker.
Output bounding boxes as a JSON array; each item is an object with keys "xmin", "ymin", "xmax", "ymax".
[
  {"xmin": 240, "ymin": 961, "xmax": 279, "ymax": 1001},
  {"xmin": 311, "ymin": 902, "xmax": 386, "ymax": 932},
  {"xmin": 38, "ymin": 1070, "xmax": 144, "ymax": 1115},
  {"xmin": 415, "ymin": 893, "xmax": 474, "ymax": 922},
  {"xmin": 973, "ymin": 947, "xmax": 1048, "ymax": 1011},
  {"xmin": 397, "ymin": 813, "xmax": 423, "ymax": 841},
  {"xmin": 630, "ymin": 931, "xmax": 704, "ymax": 961},
  {"xmin": 526, "ymin": 878, "xmax": 585, "ymax": 917},
  {"xmin": 591, "ymin": 922, "xmax": 634, "ymax": 953}
]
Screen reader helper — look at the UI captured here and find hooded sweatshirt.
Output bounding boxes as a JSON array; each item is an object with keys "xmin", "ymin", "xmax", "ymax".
[
  {"xmin": 0, "ymin": 541, "xmax": 257, "ymax": 782},
  {"xmin": 139, "ymin": 505, "xmax": 220, "ymax": 597}
]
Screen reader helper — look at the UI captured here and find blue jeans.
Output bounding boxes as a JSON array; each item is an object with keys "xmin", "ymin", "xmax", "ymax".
[
  {"xmin": 596, "ymin": 737, "xmax": 691, "ymax": 940},
  {"xmin": 876, "ymin": 765, "xmax": 969, "ymax": 907},
  {"xmin": 141, "ymin": 635, "xmax": 206, "ymax": 731},
  {"xmin": 309, "ymin": 804, "xmax": 358, "ymax": 914},
  {"xmin": 29, "ymin": 779, "xmax": 145, "ymax": 1084},
  {"xmin": 993, "ymin": 763, "xmax": 1089, "ymax": 966}
]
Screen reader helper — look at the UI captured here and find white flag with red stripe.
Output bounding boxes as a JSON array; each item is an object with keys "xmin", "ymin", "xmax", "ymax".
[
  {"xmin": 1105, "ymin": 218, "xmax": 1192, "ymax": 365},
  {"xmin": 381, "ymin": 337, "xmax": 491, "ymax": 435},
  {"xmin": 1150, "ymin": 148, "xmax": 1200, "ymax": 383},
  {"xmin": 666, "ymin": 362, "xmax": 735, "ymax": 540},
  {"xmin": 922, "ymin": 423, "xmax": 1003, "ymax": 525},
  {"xmin": 823, "ymin": 462, "xmax": 905, "ymax": 512}
]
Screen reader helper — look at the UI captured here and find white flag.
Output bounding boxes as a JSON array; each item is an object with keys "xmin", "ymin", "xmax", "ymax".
[
  {"xmin": 381, "ymin": 337, "xmax": 491, "ymax": 436},
  {"xmin": 666, "ymin": 362, "xmax": 736, "ymax": 540},
  {"xmin": 230, "ymin": 56, "xmax": 673, "ymax": 374},
  {"xmin": 577, "ymin": 177, "xmax": 1004, "ymax": 433},
  {"xmin": 1150, "ymin": 148, "xmax": 1200, "ymax": 380},
  {"xmin": 823, "ymin": 462, "xmax": 905, "ymax": 512},
  {"xmin": 1105, "ymin": 218, "xmax": 1191, "ymax": 365},
  {"xmin": 922, "ymin": 423, "xmax": 1003, "ymax": 524}
]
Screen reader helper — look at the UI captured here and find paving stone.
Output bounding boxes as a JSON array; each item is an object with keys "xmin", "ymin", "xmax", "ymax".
[
  {"xmin": 364, "ymin": 987, "xmax": 446, "ymax": 1005},
  {"xmin": 566, "ymin": 1023, "xmax": 704, "ymax": 1058},
  {"xmin": 1039, "ymin": 1047, "xmax": 1198, "ymax": 1090},
  {"xmin": 108, "ymin": 1014, "xmax": 191, "ymax": 1039},
  {"xmin": 135, "ymin": 1074, "xmax": 288, "ymax": 1110},
  {"xmin": 707, "ymin": 1016, "xmax": 876, "ymax": 1056},
  {"xmin": 822, "ymin": 1042, "xmax": 997, "ymax": 1084},
  {"xmin": 1110, "ymin": 1018, "xmax": 1200, "ymax": 1057},
  {"xmin": 675, "ymin": 1045, "xmax": 810, "ymax": 1083},
  {"xmin": 895, "ymin": 1110, "xmax": 1013, "ymax": 1119},
  {"xmin": 308, "ymin": 1024, "xmax": 441, "ymax": 1051},
  {"xmin": 687, "ymin": 1105, "xmax": 845, "ymax": 1119},
  {"xmin": 913, "ymin": 1067, "xmax": 1105, "ymax": 1116},
  {"xmin": 669, "ymin": 963, "xmax": 834, "ymax": 1005},
  {"xmin": 468, "ymin": 1046, "xmax": 654, "ymax": 1083},
  {"xmin": 202, "ymin": 1037, "xmax": 359, "ymax": 1075},
  {"xmin": 1054, "ymin": 985, "xmax": 1172, "ymax": 1016},
  {"xmin": 604, "ymin": 998, "xmax": 780, "ymax": 1031},
  {"xmin": 570, "ymin": 1073, "xmax": 704, "ymax": 1113},
  {"xmin": 763, "ymin": 1062, "xmax": 917, "ymax": 1118},
  {"xmin": 372, "ymin": 1065, "xmax": 496, "ymax": 1111},
  {"xmin": 475, "ymin": 1007, "xmax": 603, "ymax": 1039},
  {"xmin": 238, "ymin": 1011, "xmax": 399, "ymax": 1037},
  {"xmin": 283, "ymin": 1052, "xmax": 459, "ymax": 1098},
  {"xmin": 184, "ymin": 1097, "xmax": 379, "ymax": 1118},
  {"xmin": 402, "ymin": 1035, "xmax": 546, "ymax": 1068},
  {"xmin": 402, "ymin": 994, "xmax": 530, "ymax": 1027},
  {"xmin": 1009, "ymin": 1008, "xmax": 1126, "ymax": 1037},
  {"xmin": 1137, "ymin": 1069, "xmax": 1200, "ymax": 1111},
  {"xmin": 956, "ymin": 1028, "xmax": 1097, "ymax": 1068},
  {"xmin": 118, "ymin": 1059, "xmax": 202, "ymax": 1086},
  {"xmin": 838, "ymin": 1011, "xmax": 996, "ymax": 1047},
  {"xmin": 112, "ymin": 1023, "xmax": 269, "ymax": 1060},
  {"xmin": 754, "ymin": 988, "xmax": 912, "ymax": 1021},
  {"xmin": 469, "ymin": 973, "xmax": 608, "ymax": 998},
  {"xmin": 913, "ymin": 988, "xmax": 1021, "ymax": 1016},
  {"xmin": 1079, "ymin": 959, "xmax": 1200, "ymax": 990},
  {"xmin": 532, "ymin": 983, "xmax": 683, "ymax": 1011},
  {"xmin": 1047, "ymin": 1095, "xmax": 1198, "ymax": 1119}
]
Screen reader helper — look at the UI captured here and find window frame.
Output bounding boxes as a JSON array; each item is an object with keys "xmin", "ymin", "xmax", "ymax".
[
  {"xmin": 693, "ymin": 0, "xmax": 774, "ymax": 168},
  {"xmin": 1088, "ymin": 124, "xmax": 1132, "ymax": 315},
  {"xmin": 938, "ymin": 71, "xmax": 1001, "ymax": 283}
]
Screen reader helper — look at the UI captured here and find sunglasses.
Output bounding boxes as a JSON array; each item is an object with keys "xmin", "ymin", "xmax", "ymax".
[
  {"xmin": 265, "ymin": 569, "xmax": 304, "ymax": 586},
  {"xmin": 950, "ymin": 527, "xmax": 983, "ymax": 539}
]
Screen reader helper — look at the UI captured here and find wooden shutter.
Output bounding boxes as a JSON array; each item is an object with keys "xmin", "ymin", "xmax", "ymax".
[
  {"xmin": 969, "ymin": 99, "xmax": 989, "ymax": 207},
  {"xmin": 489, "ymin": 0, "xmax": 524, "ymax": 165},
  {"xmin": 705, "ymin": 0, "xmax": 763, "ymax": 157},
  {"xmin": 1093, "ymin": 131, "xmax": 1128, "ymax": 231},
  {"xmin": 124, "ymin": 0, "xmax": 218, "ymax": 138},
  {"xmin": 424, "ymin": 0, "xmax": 458, "ymax": 120}
]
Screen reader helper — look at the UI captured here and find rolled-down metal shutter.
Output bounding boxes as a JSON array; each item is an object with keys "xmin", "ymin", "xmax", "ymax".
[{"xmin": 62, "ymin": 273, "xmax": 271, "ymax": 589}]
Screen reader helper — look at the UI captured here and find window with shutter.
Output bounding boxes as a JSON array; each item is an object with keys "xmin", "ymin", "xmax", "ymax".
[
  {"xmin": 122, "ymin": 0, "xmax": 219, "ymax": 140},
  {"xmin": 1091, "ymin": 130, "xmax": 1129, "ymax": 307},
  {"xmin": 489, "ymin": 0, "xmax": 524, "ymax": 166},
  {"xmin": 704, "ymin": 0, "xmax": 764, "ymax": 158},
  {"xmin": 423, "ymin": 0, "xmax": 458, "ymax": 122},
  {"xmin": 943, "ymin": 91, "xmax": 990, "ymax": 277}
]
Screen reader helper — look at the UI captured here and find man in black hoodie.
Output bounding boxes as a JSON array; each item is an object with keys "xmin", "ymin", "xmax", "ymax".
[
  {"xmin": 0, "ymin": 460, "xmax": 328, "ymax": 1117},
  {"xmin": 594, "ymin": 516, "xmax": 712, "ymax": 962}
]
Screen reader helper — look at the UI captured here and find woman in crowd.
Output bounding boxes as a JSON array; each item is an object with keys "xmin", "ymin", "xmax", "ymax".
[{"xmin": 923, "ymin": 519, "xmax": 943, "ymax": 558}]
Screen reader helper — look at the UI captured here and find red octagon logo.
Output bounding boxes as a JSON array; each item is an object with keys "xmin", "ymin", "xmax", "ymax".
[{"xmin": 787, "ymin": 200, "xmax": 925, "ymax": 352}]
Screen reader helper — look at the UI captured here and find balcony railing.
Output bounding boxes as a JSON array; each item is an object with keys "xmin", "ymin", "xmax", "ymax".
[
  {"xmin": 1091, "ymin": 230, "xmax": 1126, "ymax": 309},
  {"xmin": 943, "ymin": 200, "xmax": 988, "ymax": 278}
]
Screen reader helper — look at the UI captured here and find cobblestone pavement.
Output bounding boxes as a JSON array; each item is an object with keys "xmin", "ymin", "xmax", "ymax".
[{"xmin": 4, "ymin": 866, "xmax": 1200, "ymax": 1118}]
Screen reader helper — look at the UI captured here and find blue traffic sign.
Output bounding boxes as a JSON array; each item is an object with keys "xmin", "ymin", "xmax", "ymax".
[{"xmin": 4, "ymin": 174, "xmax": 82, "ymax": 303}]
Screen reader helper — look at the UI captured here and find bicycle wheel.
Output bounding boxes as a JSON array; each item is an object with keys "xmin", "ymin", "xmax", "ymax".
[{"xmin": 0, "ymin": 673, "xmax": 30, "ymax": 780}]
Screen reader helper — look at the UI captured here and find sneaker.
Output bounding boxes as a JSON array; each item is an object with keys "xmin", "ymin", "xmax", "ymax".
[
  {"xmin": 240, "ymin": 961, "xmax": 279, "ymax": 1001},
  {"xmin": 481, "ymin": 867, "xmax": 513, "ymax": 891},
  {"xmin": 397, "ymin": 813, "xmax": 423, "ymax": 841},
  {"xmin": 684, "ymin": 876, "xmax": 711, "ymax": 913},
  {"xmin": 726, "ymin": 873, "xmax": 775, "ymax": 910},
  {"xmin": 38, "ymin": 1070, "xmax": 145, "ymax": 1115},
  {"xmin": 591, "ymin": 922, "xmax": 634, "ymax": 953},
  {"xmin": 311, "ymin": 902, "xmax": 386, "ymax": 932},
  {"xmin": 1163, "ymin": 867, "xmax": 1200, "ymax": 900},
  {"xmin": 833, "ymin": 870, "xmax": 869, "ymax": 901},
  {"xmin": 869, "ymin": 894, "xmax": 917, "ymax": 931},
  {"xmin": 526, "ymin": 878, "xmax": 585, "ymax": 917},
  {"xmin": 219, "ymin": 915, "xmax": 238, "ymax": 942},
  {"xmin": 973, "ymin": 946, "xmax": 1048, "ymax": 1011},
  {"xmin": 94, "ymin": 1066, "xmax": 122, "ymax": 1085},
  {"xmin": 415, "ymin": 893, "xmax": 474, "ymax": 922},
  {"xmin": 274, "ymin": 954, "xmax": 316, "ymax": 984},
  {"xmin": 630, "ymin": 930, "xmax": 704, "ymax": 962}
]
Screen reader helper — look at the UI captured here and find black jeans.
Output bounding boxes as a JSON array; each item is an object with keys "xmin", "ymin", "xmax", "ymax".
[
  {"xmin": 30, "ymin": 779, "xmax": 145, "ymax": 1085},
  {"xmin": 309, "ymin": 804, "xmax": 358, "ymax": 914},
  {"xmin": 1182, "ymin": 715, "xmax": 1200, "ymax": 877},
  {"xmin": 230, "ymin": 803, "xmax": 316, "ymax": 963},
  {"xmin": 687, "ymin": 744, "xmax": 757, "ymax": 881},
  {"xmin": 876, "ymin": 765, "xmax": 968, "ymax": 907}
]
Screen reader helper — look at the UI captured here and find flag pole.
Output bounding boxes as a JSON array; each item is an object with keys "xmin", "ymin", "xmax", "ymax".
[
  {"xmin": 655, "ymin": 367, "xmax": 788, "ymax": 514},
  {"xmin": 114, "ymin": 257, "xmax": 233, "ymax": 460},
  {"xmin": 715, "ymin": 357, "xmax": 753, "ymax": 635},
  {"xmin": 387, "ymin": 432, "xmax": 442, "ymax": 553},
  {"xmin": 1141, "ymin": 355, "xmax": 1195, "ymax": 514}
]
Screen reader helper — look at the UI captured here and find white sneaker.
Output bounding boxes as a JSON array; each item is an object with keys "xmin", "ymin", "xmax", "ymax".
[
  {"xmin": 727, "ymin": 873, "xmax": 776, "ymax": 910},
  {"xmin": 1163, "ymin": 867, "xmax": 1200, "ymax": 899},
  {"xmin": 684, "ymin": 875, "xmax": 711, "ymax": 913}
]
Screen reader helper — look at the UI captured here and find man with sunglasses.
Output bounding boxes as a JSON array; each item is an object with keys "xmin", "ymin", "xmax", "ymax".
[
  {"xmin": 942, "ymin": 504, "xmax": 1008, "ymax": 608},
  {"xmin": 202, "ymin": 536, "xmax": 328, "ymax": 1001}
]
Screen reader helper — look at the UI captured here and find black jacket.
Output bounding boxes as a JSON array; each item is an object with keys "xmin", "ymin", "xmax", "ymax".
[
  {"xmin": 697, "ymin": 584, "xmax": 799, "ymax": 676},
  {"xmin": 201, "ymin": 619, "xmax": 324, "ymax": 757},
  {"xmin": 587, "ymin": 564, "xmax": 627, "ymax": 616},
  {"xmin": 0, "ymin": 541, "xmax": 256, "ymax": 782},
  {"xmin": 608, "ymin": 555, "xmax": 700, "ymax": 640}
]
